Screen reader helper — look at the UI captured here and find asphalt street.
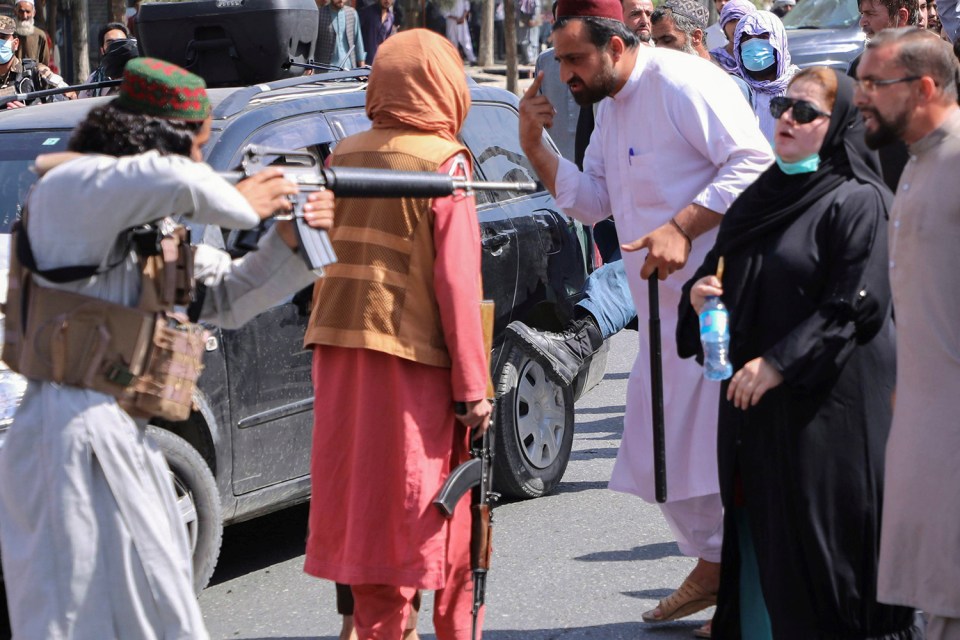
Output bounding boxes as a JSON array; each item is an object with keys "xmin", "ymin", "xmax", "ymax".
[{"xmin": 199, "ymin": 330, "xmax": 716, "ymax": 639}]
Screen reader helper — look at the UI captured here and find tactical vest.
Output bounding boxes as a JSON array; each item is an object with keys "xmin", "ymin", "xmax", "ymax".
[
  {"xmin": 2, "ymin": 215, "xmax": 206, "ymax": 422},
  {"xmin": 303, "ymin": 129, "xmax": 471, "ymax": 367}
]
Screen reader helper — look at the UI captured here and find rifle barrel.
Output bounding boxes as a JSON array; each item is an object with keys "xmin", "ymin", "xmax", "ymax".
[{"xmin": 0, "ymin": 79, "xmax": 121, "ymax": 106}]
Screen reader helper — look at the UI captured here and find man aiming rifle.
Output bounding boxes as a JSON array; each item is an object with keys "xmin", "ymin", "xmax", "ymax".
[{"xmin": 0, "ymin": 57, "xmax": 334, "ymax": 639}]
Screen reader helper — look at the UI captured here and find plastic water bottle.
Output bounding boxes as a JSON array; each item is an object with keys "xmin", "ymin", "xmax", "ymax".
[{"xmin": 699, "ymin": 296, "xmax": 733, "ymax": 381}]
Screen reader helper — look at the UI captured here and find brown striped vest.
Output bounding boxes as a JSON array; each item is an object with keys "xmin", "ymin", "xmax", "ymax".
[{"xmin": 303, "ymin": 128, "xmax": 468, "ymax": 368}]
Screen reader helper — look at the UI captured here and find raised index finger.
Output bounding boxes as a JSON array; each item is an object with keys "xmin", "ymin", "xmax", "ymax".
[{"xmin": 523, "ymin": 71, "xmax": 545, "ymax": 99}]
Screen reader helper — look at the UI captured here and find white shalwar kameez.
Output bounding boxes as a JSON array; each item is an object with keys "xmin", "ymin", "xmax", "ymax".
[
  {"xmin": 0, "ymin": 152, "xmax": 317, "ymax": 639},
  {"xmin": 554, "ymin": 47, "xmax": 772, "ymax": 558}
]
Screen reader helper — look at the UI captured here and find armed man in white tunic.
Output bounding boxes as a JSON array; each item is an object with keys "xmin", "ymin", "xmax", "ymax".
[
  {"xmin": 0, "ymin": 58, "xmax": 335, "ymax": 639},
  {"xmin": 518, "ymin": 0, "xmax": 772, "ymax": 626}
]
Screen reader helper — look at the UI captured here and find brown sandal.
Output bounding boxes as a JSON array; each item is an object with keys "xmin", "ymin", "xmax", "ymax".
[{"xmin": 641, "ymin": 577, "xmax": 718, "ymax": 623}]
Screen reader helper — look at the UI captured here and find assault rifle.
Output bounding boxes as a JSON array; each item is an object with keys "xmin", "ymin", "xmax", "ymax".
[
  {"xmin": 221, "ymin": 146, "xmax": 538, "ymax": 275},
  {"xmin": 433, "ymin": 301, "xmax": 498, "ymax": 640}
]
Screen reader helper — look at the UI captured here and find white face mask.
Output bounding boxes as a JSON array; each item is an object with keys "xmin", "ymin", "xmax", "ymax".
[{"xmin": 0, "ymin": 39, "xmax": 14, "ymax": 65}]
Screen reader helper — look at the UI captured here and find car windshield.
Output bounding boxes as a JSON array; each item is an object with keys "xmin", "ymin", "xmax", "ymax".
[
  {"xmin": 782, "ymin": 0, "xmax": 859, "ymax": 29},
  {"xmin": 0, "ymin": 130, "xmax": 72, "ymax": 233}
]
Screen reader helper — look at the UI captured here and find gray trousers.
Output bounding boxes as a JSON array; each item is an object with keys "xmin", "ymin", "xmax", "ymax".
[
  {"xmin": 929, "ymin": 615, "xmax": 960, "ymax": 640},
  {"xmin": 0, "ymin": 383, "xmax": 207, "ymax": 640}
]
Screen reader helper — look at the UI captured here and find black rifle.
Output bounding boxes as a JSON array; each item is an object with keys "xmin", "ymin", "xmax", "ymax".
[
  {"xmin": 221, "ymin": 145, "xmax": 538, "ymax": 275},
  {"xmin": 433, "ymin": 301, "xmax": 497, "ymax": 640},
  {"xmin": 0, "ymin": 79, "xmax": 122, "ymax": 107}
]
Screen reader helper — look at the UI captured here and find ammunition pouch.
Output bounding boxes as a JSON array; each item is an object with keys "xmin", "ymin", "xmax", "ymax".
[{"xmin": 2, "ymin": 218, "xmax": 205, "ymax": 422}]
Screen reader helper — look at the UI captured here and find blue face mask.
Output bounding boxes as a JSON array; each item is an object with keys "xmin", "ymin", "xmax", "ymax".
[
  {"xmin": 776, "ymin": 153, "xmax": 821, "ymax": 175},
  {"xmin": 740, "ymin": 38, "xmax": 776, "ymax": 72},
  {"xmin": 0, "ymin": 39, "xmax": 14, "ymax": 65}
]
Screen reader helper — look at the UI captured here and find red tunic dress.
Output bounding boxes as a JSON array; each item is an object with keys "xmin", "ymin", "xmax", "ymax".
[{"xmin": 304, "ymin": 157, "xmax": 488, "ymax": 593}]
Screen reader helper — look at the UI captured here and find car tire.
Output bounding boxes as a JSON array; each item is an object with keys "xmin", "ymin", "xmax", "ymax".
[
  {"xmin": 492, "ymin": 342, "xmax": 575, "ymax": 499},
  {"xmin": 146, "ymin": 426, "xmax": 223, "ymax": 594}
]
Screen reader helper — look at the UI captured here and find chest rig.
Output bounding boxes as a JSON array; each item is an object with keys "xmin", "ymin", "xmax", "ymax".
[{"xmin": 2, "ymin": 214, "xmax": 206, "ymax": 422}]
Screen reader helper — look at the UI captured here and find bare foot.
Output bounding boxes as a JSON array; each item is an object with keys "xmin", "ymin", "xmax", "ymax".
[{"xmin": 687, "ymin": 558, "xmax": 721, "ymax": 594}]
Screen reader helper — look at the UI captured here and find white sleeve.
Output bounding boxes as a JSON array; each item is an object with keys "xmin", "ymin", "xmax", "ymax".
[
  {"xmin": 192, "ymin": 226, "xmax": 316, "ymax": 329},
  {"xmin": 553, "ymin": 108, "xmax": 613, "ymax": 225},
  {"xmin": 42, "ymin": 152, "xmax": 260, "ymax": 232},
  {"xmin": 668, "ymin": 73, "xmax": 773, "ymax": 214}
]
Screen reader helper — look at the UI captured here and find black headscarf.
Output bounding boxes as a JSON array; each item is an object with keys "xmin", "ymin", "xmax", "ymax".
[
  {"xmin": 713, "ymin": 69, "xmax": 887, "ymax": 256},
  {"xmin": 678, "ymin": 69, "xmax": 891, "ymax": 360}
]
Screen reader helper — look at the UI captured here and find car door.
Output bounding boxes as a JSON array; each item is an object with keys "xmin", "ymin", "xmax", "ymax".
[
  {"xmin": 216, "ymin": 114, "xmax": 336, "ymax": 495},
  {"xmin": 459, "ymin": 102, "xmax": 588, "ymax": 329}
]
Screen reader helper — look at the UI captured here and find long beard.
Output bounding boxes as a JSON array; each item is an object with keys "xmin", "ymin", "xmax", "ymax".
[
  {"xmin": 15, "ymin": 17, "xmax": 35, "ymax": 37},
  {"xmin": 569, "ymin": 59, "xmax": 619, "ymax": 106},
  {"xmin": 863, "ymin": 106, "xmax": 910, "ymax": 150}
]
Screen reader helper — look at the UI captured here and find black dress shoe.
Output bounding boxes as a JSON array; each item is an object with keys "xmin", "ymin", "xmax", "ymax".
[{"xmin": 505, "ymin": 317, "xmax": 603, "ymax": 386}]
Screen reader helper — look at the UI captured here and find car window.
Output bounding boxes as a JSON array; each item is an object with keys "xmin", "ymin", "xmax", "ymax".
[
  {"xmin": 234, "ymin": 115, "xmax": 335, "ymax": 162},
  {"xmin": 460, "ymin": 103, "xmax": 544, "ymax": 205},
  {"xmin": 326, "ymin": 110, "xmax": 372, "ymax": 141},
  {"xmin": 0, "ymin": 131, "xmax": 71, "ymax": 232},
  {"xmin": 782, "ymin": 0, "xmax": 859, "ymax": 29}
]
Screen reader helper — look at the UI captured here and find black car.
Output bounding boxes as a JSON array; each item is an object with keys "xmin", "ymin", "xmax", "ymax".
[{"xmin": 0, "ymin": 71, "xmax": 609, "ymax": 591}]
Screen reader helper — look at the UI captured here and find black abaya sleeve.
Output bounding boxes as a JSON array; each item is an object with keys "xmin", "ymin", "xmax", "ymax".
[
  {"xmin": 763, "ymin": 185, "xmax": 891, "ymax": 393},
  {"xmin": 677, "ymin": 247, "xmax": 722, "ymax": 362}
]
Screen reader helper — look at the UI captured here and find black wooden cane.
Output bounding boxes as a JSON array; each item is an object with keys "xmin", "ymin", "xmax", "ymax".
[{"xmin": 648, "ymin": 271, "xmax": 668, "ymax": 503}]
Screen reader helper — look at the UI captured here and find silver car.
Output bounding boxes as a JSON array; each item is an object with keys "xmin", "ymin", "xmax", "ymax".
[{"xmin": 784, "ymin": 0, "xmax": 866, "ymax": 70}]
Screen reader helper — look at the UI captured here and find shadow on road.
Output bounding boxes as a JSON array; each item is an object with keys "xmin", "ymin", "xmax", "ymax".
[
  {"xmin": 553, "ymin": 479, "xmax": 608, "ymax": 494},
  {"xmin": 574, "ymin": 404, "xmax": 627, "ymax": 415},
  {"xmin": 240, "ymin": 620, "xmax": 705, "ymax": 639},
  {"xmin": 208, "ymin": 502, "xmax": 311, "ymax": 587},
  {"xmin": 574, "ymin": 541, "xmax": 682, "ymax": 563}
]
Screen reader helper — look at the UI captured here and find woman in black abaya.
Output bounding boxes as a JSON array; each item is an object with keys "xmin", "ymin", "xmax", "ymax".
[{"xmin": 677, "ymin": 67, "xmax": 921, "ymax": 639}]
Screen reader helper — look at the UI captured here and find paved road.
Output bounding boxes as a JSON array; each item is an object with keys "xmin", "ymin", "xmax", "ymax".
[{"xmin": 199, "ymin": 330, "xmax": 715, "ymax": 639}]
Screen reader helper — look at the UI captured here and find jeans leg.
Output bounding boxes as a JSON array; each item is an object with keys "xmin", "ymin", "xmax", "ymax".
[{"xmin": 577, "ymin": 260, "xmax": 637, "ymax": 339}]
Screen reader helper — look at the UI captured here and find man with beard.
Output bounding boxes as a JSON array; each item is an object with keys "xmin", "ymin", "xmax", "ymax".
[
  {"xmin": 853, "ymin": 26, "xmax": 960, "ymax": 640},
  {"xmin": 651, "ymin": 0, "xmax": 712, "ymax": 56},
  {"xmin": 622, "ymin": 0, "xmax": 655, "ymax": 45},
  {"xmin": 0, "ymin": 16, "xmax": 71, "ymax": 109},
  {"xmin": 519, "ymin": 0, "xmax": 771, "ymax": 630},
  {"xmin": 13, "ymin": 0, "xmax": 51, "ymax": 67},
  {"xmin": 849, "ymin": 0, "xmax": 923, "ymax": 190},
  {"xmin": 651, "ymin": 0, "xmax": 752, "ymax": 100}
]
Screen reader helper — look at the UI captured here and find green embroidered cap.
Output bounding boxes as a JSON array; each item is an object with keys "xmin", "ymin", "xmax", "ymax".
[{"xmin": 116, "ymin": 57, "xmax": 211, "ymax": 121}]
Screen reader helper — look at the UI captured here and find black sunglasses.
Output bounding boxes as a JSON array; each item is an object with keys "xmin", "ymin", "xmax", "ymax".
[{"xmin": 769, "ymin": 96, "xmax": 831, "ymax": 124}]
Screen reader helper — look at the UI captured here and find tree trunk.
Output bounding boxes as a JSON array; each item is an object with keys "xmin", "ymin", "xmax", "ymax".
[
  {"xmin": 71, "ymin": 0, "xmax": 89, "ymax": 82},
  {"xmin": 503, "ymin": 0, "xmax": 517, "ymax": 94},
  {"xmin": 401, "ymin": 0, "xmax": 422, "ymax": 29},
  {"xmin": 477, "ymin": 0, "xmax": 493, "ymax": 67},
  {"xmin": 111, "ymin": 0, "xmax": 126, "ymax": 24}
]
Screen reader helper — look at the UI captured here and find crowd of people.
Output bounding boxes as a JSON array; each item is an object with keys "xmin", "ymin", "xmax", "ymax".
[
  {"xmin": 512, "ymin": 0, "xmax": 960, "ymax": 638},
  {"xmin": 0, "ymin": 0, "xmax": 960, "ymax": 638}
]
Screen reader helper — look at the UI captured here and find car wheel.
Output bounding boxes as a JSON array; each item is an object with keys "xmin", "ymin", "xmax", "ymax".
[
  {"xmin": 146, "ymin": 426, "xmax": 223, "ymax": 594},
  {"xmin": 492, "ymin": 342, "xmax": 575, "ymax": 499}
]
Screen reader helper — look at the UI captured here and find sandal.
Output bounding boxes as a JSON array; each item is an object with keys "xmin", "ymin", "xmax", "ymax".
[
  {"xmin": 641, "ymin": 577, "xmax": 718, "ymax": 623},
  {"xmin": 693, "ymin": 620, "xmax": 712, "ymax": 638}
]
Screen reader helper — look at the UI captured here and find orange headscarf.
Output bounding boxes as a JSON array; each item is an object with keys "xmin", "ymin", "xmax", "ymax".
[{"xmin": 365, "ymin": 29, "xmax": 471, "ymax": 143}]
